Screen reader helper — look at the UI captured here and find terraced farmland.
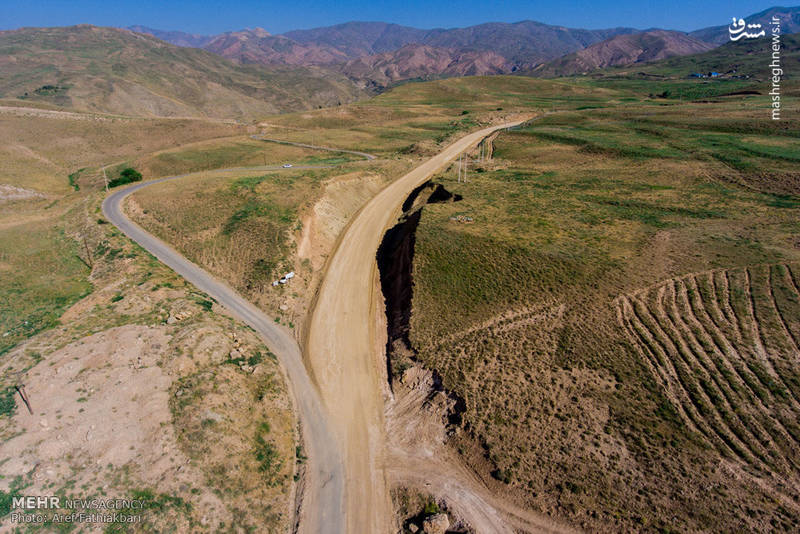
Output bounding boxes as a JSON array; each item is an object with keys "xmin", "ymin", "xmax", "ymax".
[{"xmin": 618, "ymin": 263, "xmax": 800, "ymax": 498}]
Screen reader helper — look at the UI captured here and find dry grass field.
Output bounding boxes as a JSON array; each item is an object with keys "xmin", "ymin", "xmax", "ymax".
[
  {"xmin": 0, "ymin": 191, "xmax": 297, "ymax": 531},
  {"xmin": 0, "ymin": 106, "xmax": 299, "ymax": 530},
  {"xmin": 128, "ymin": 157, "xmax": 411, "ymax": 332}
]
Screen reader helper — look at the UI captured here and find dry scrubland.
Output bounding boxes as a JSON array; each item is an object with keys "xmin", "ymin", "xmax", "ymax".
[
  {"xmin": 126, "ymin": 77, "xmax": 569, "ymax": 334},
  {"xmin": 0, "ymin": 25, "xmax": 362, "ymax": 119},
  {"xmin": 405, "ymin": 93, "xmax": 800, "ymax": 530},
  {"xmin": 0, "ymin": 109, "xmax": 299, "ymax": 530},
  {"xmin": 127, "ymin": 158, "xmax": 409, "ymax": 333},
  {"xmin": 125, "ymin": 75, "xmax": 800, "ymax": 531},
  {"xmin": 3, "ymin": 69, "xmax": 800, "ymax": 533}
]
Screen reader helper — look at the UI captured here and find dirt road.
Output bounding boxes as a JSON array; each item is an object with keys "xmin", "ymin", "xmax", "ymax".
[
  {"xmin": 252, "ymin": 135, "xmax": 377, "ymax": 160},
  {"xmin": 305, "ymin": 120, "xmax": 529, "ymax": 533},
  {"xmin": 103, "ymin": 169, "xmax": 346, "ymax": 534}
]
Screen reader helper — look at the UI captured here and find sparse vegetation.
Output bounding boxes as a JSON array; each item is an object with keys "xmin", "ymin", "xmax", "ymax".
[{"xmin": 401, "ymin": 85, "xmax": 800, "ymax": 531}]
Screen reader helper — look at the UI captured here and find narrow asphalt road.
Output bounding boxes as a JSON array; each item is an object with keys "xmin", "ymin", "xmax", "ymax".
[{"xmin": 102, "ymin": 166, "xmax": 346, "ymax": 534}]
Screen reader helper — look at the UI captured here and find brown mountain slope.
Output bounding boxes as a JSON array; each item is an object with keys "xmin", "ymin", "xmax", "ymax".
[
  {"xmin": 203, "ymin": 29, "xmax": 350, "ymax": 65},
  {"xmin": 528, "ymin": 30, "xmax": 714, "ymax": 77},
  {"xmin": 284, "ymin": 20, "xmax": 638, "ymax": 66},
  {"xmin": 0, "ymin": 25, "xmax": 363, "ymax": 119},
  {"xmin": 690, "ymin": 6, "xmax": 800, "ymax": 46},
  {"xmin": 338, "ymin": 44, "xmax": 510, "ymax": 90},
  {"xmin": 127, "ymin": 25, "xmax": 214, "ymax": 47},
  {"xmin": 197, "ymin": 20, "xmax": 637, "ymax": 71}
]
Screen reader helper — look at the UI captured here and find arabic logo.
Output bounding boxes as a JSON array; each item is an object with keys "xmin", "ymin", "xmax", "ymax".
[{"xmin": 729, "ymin": 17, "xmax": 766, "ymax": 40}]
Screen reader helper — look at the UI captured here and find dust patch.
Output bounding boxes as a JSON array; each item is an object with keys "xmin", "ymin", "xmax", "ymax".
[{"xmin": 0, "ymin": 184, "xmax": 46, "ymax": 203}]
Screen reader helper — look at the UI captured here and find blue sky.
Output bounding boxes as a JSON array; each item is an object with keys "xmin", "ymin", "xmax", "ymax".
[{"xmin": 0, "ymin": 1, "xmax": 786, "ymax": 34}]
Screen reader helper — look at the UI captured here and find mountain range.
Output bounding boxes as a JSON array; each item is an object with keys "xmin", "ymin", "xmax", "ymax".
[
  {"xmin": 124, "ymin": 6, "xmax": 800, "ymax": 87},
  {"xmin": 528, "ymin": 30, "xmax": 715, "ymax": 77},
  {"xmin": 1, "ymin": 6, "xmax": 796, "ymax": 119}
]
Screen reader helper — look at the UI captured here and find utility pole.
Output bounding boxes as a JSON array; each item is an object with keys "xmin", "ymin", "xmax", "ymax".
[
  {"xmin": 464, "ymin": 154, "xmax": 468, "ymax": 183},
  {"xmin": 102, "ymin": 166, "xmax": 108, "ymax": 192}
]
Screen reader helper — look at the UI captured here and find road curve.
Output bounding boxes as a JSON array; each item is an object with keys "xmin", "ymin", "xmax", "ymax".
[
  {"xmin": 102, "ymin": 170, "xmax": 346, "ymax": 534},
  {"xmin": 305, "ymin": 119, "xmax": 530, "ymax": 534}
]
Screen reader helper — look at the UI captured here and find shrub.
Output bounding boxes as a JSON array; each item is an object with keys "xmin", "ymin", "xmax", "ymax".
[
  {"xmin": 0, "ymin": 387, "xmax": 16, "ymax": 418},
  {"xmin": 108, "ymin": 167, "xmax": 143, "ymax": 188}
]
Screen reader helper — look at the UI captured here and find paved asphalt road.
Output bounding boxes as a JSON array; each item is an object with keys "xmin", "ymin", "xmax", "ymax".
[{"xmin": 102, "ymin": 166, "xmax": 346, "ymax": 534}]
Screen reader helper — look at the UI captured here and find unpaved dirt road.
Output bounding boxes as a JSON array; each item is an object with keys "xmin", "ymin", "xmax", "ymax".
[
  {"xmin": 103, "ymin": 168, "xmax": 346, "ymax": 534},
  {"xmin": 305, "ymin": 120, "xmax": 530, "ymax": 534},
  {"xmin": 252, "ymin": 135, "xmax": 377, "ymax": 160}
]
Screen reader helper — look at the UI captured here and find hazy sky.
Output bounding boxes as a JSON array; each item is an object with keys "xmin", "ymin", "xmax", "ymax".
[{"xmin": 0, "ymin": 0, "xmax": 785, "ymax": 34}]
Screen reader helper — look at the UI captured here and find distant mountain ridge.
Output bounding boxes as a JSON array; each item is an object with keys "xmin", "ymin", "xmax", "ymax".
[
  {"xmin": 338, "ymin": 43, "xmax": 511, "ymax": 90},
  {"xmin": 283, "ymin": 20, "xmax": 640, "ymax": 67},
  {"xmin": 689, "ymin": 6, "xmax": 800, "ymax": 45},
  {"xmin": 132, "ymin": 19, "xmax": 640, "ymax": 72},
  {"xmin": 127, "ymin": 25, "xmax": 214, "ymax": 48},
  {"xmin": 529, "ymin": 30, "xmax": 714, "ymax": 77},
  {"xmin": 122, "ymin": 5, "xmax": 800, "ymax": 83}
]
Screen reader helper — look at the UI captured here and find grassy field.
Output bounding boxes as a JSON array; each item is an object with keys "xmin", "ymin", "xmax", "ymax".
[
  {"xmin": 405, "ymin": 91, "xmax": 800, "ymax": 531},
  {"xmin": 0, "ymin": 206, "xmax": 91, "ymax": 356},
  {"xmin": 115, "ymin": 135, "xmax": 345, "ymax": 180},
  {"xmin": 0, "ymin": 105, "xmax": 253, "ymax": 353},
  {"xmin": 259, "ymin": 76, "xmax": 623, "ymax": 157},
  {"xmin": 0, "ymin": 107, "xmax": 246, "ymax": 192}
]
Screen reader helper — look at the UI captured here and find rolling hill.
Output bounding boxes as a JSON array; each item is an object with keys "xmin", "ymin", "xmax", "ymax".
[
  {"xmin": 597, "ymin": 32, "xmax": 800, "ymax": 80},
  {"xmin": 529, "ymin": 30, "xmax": 714, "ymax": 77},
  {"xmin": 0, "ymin": 25, "xmax": 363, "ymax": 119}
]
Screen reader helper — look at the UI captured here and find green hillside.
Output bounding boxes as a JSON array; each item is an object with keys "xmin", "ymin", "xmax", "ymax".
[{"xmin": 595, "ymin": 33, "xmax": 800, "ymax": 81}]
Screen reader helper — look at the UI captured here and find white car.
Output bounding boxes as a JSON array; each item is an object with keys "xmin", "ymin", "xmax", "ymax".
[{"xmin": 282, "ymin": 163, "xmax": 293, "ymax": 168}]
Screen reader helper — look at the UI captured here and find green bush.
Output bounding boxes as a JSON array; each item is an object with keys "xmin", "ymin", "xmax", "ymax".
[
  {"xmin": 108, "ymin": 167, "xmax": 143, "ymax": 188},
  {"xmin": 0, "ymin": 387, "xmax": 16, "ymax": 418}
]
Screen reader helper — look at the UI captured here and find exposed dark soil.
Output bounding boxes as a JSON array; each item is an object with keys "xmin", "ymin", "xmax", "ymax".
[{"xmin": 376, "ymin": 181, "xmax": 462, "ymax": 404}]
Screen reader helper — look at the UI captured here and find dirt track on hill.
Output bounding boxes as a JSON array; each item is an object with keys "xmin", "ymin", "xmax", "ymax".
[{"xmin": 305, "ymin": 119, "xmax": 537, "ymax": 533}]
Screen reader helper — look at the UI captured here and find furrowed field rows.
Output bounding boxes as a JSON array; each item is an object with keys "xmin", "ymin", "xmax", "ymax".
[{"xmin": 617, "ymin": 263, "xmax": 800, "ymax": 490}]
